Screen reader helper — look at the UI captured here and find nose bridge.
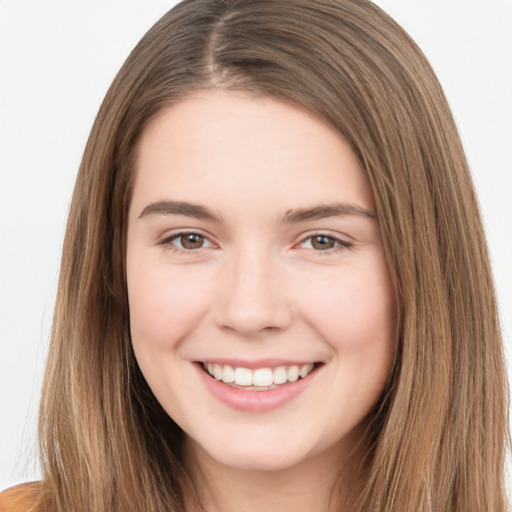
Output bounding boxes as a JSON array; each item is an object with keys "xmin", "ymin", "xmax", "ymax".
[{"xmin": 215, "ymin": 242, "xmax": 291, "ymax": 336}]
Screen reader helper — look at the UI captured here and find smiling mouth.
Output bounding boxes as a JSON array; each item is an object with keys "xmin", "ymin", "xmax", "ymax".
[{"xmin": 200, "ymin": 362, "xmax": 322, "ymax": 391}]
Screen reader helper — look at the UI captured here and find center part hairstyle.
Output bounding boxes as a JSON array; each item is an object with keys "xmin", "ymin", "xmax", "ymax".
[{"xmin": 34, "ymin": 1, "xmax": 508, "ymax": 511}]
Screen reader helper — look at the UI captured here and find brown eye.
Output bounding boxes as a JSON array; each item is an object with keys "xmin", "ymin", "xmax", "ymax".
[
  {"xmin": 299, "ymin": 234, "xmax": 352, "ymax": 252},
  {"xmin": 311, "ymin": 235, "xmax": 336, "ymax": 250},
  {"xmin": 160, "ymin": 232, "xmax": 214, "ymax": 252},
  {"xmin": 180, "ymin": 233, "xmax": 205, "ymax": 249}
]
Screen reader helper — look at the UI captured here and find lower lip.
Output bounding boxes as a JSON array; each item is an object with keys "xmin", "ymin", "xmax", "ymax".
[{"xmin": 195, "ymin": 363, "xmax": 320, "ymax": 413}]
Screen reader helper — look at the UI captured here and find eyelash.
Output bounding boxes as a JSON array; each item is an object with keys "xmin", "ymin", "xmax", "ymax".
[
  {"xmin": 158, "ymin": 231, "xmax": 215, "ymax": 252},
  {"xmin": 158, "ymin": 231, "xmax": 353, "ymax": 254},
  {"xmin": 299, "ymin": 234, "xmax": 353, "ymax": 253}
]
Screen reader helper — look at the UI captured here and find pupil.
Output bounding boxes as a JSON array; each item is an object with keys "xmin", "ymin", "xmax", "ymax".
[
  {"xmin": 182, "ymin": 234, "xmax": 203, "ymax": 249},
  {"xmin": 313, "ymin": 235, "xmax": 334, "ymax": 250}
]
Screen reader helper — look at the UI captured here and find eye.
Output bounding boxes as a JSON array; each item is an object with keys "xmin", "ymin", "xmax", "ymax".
[
  {"xmin": 300, "ymin": 234, "xmax": 352, "ymax": 251},
  {"xmin": 161, "ymin": 232, "xmax": 214, "ymax": 251}
]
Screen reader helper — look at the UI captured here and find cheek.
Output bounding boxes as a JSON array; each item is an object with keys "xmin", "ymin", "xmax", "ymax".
[
  {"xmin": 298, "ymin": 258, "xmax": 397, "ymax": 409},
  {"xmin": 300, "ymin": 262, "xmax": 396, "ymax": 352},
  {"xmin": 126, "ymin": 259, "xmax": 212, "ymax": 424},
  {"xmin": 127, "ymin": 259, "xmax": 210, "ymax": 352}
]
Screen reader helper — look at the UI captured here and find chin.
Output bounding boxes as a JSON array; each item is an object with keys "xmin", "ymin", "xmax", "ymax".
[
  {"xmin": 214, "ymin": 450, "xmax": 306, "ymax": 472},
  {"xmin": 193, "ymin": 431, "xmax": 319, "ymax": 473}
]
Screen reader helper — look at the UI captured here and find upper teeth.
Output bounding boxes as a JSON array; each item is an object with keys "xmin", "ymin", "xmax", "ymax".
[{"xmin": 204, "ymin": 363, "xmax": 315, "ymax": 387}]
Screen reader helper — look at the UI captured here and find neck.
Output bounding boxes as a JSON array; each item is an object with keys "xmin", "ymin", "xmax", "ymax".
[{"xmin": 181, "ymin": 432, "xmax": 367, "ymax": 512}]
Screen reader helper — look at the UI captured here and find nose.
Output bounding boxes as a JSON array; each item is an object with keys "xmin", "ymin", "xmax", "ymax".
[{"xmin": 213, "ymin": 247, "xmax": 293, "ymax": 337}]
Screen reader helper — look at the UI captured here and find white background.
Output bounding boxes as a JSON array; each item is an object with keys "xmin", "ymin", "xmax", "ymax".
[{"xmin": 1, "ymin": 0, "xmax": 511, "ymax": 489}]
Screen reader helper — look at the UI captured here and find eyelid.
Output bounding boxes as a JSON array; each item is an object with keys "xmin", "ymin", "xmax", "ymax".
[
  {"xmin": 296, "ymin": 231, "xmax": 354, "ymax": 252},
  {"xmin": 156, "ymin": 229, "xmax": 353, "ymax": 254},
  {"xmin": 157, "ymin": 229, "xmax": 217, "ymax": 251}
]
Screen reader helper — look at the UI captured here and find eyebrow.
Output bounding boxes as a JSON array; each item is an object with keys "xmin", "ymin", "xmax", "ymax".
[
  {"xmin": 281, "ymin": 203, "xmax": 376, "ymax": 223},
  {"xmin": 138, "ymin": 200, "xmax": 375, "ymax": 223},
  {"xmin": 139, "ymin": 200, "xmax": 222, "ymax": 222}
]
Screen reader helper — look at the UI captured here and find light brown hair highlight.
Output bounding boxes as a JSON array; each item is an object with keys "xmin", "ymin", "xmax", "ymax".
[{"xmin": 34, "ymin": 1, "xmax": 509, "ymax": 511}]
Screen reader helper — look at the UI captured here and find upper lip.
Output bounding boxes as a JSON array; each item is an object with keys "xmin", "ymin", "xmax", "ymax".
[{"xmin": 197, "ymin": 358, "xmax": 321, "ymax": 369}]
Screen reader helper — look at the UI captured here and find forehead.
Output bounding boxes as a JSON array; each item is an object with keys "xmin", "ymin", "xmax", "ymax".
[{"xmin": 131, "ymin": 90, "xmax": 372, "ymax": 214}]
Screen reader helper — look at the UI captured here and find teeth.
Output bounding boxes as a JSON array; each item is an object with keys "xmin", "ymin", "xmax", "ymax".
[
  {"xmin": 234, "ymin": 367, "xmax": 253, "ymax": 386},
  {"xmin": 203, "ymin": 362, "xmax": 316, "ymax": 387},
  {"xmin": 253, "ymin": 368, "xmax": 274, "ymax": 387},
  {"xmin": 222, "ymin": 365, "xmax": 235, "ymax": 383},
  {"xmin": 273, "ymin": 366, "xmax": 288, "ymax": 384},
  {"xmin": 213, "ymin": 364, "xmax": 223, "ymax": 380},
  {"xmin": 299, "ymin": 363, "xmax": 314, "ymax": 378},
  {"xmin": 287, "ymin": 365, "xmax": 299, "ymax": 382}
]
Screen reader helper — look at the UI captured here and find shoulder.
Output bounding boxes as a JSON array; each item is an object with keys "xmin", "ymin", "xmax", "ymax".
[{"xmin": 0, "ymin": 482, "xmax": 42, "ymax": 512}]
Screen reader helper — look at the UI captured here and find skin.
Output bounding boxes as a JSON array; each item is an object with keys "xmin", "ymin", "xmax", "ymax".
[{"xmin": 126, "ymin": 90, "xmax": 397, "ymax": 512}]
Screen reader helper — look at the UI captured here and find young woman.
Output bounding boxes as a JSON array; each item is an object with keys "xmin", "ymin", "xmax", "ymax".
[{"xmin": 1, "ymin": 0, "xmax": 509, "ymax": 511}]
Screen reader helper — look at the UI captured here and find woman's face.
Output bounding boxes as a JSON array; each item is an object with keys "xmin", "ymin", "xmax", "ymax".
[{"xmin": 126, "ymin": 90, "xmax": 396, "ymax": 472}]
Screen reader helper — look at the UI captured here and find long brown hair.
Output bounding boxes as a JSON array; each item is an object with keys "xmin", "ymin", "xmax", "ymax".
[{"xmin": 35, "ymin": 0, "xmax": 509, "ymax": 510}]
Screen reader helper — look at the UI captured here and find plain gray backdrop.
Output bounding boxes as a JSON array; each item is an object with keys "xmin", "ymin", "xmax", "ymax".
[{"xmin": 1, "ymin": 0, "xmax": 511, "ymax": 489}]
